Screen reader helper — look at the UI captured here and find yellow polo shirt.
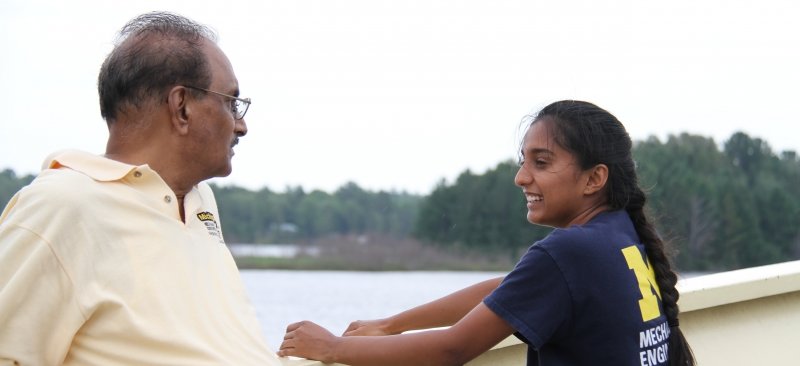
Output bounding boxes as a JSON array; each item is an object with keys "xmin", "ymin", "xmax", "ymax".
[{"xmin": 0, "ymin": 150, "xmax": 282, "ymax": 365}]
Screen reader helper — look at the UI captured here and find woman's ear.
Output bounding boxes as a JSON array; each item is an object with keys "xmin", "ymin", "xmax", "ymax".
[
  {"xmin": 584, "ymin": 163, "xmax": 609, "ymax": 195},
  {"xmin": 167, "ymin": 86, "xmax": 190, "ymax": 135}
]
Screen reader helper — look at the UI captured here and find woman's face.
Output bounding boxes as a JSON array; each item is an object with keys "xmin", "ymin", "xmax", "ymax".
[{"xmin": 514, "ymin": 119, "xmax": 598, "ymax": 228}]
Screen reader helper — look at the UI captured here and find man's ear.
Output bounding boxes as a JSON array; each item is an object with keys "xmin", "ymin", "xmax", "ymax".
[
  {"xmin": 584, "ymin": 163, "xmax": 609, "ymax": 195},
  {"xmin": 167, "ymin": 86, "xmax": 191, "ymax": 135}
]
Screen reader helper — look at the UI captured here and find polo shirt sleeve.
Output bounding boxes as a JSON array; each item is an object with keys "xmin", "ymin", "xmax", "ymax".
[
  {"xmin": 483, "ymin": 244, "xmax": 572, "ymax": 349},
  {"xmin": 0, "ymin": 224, "xmax": 86, "ymax": 365}
]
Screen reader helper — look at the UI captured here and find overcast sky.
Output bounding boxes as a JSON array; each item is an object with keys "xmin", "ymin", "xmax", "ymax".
[{"xmin": 2, "ymin": 0, "xmax": 798, "ymax": 194}]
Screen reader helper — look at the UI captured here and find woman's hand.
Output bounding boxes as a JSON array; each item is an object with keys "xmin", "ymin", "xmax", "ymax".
[
  {"xmin": 278, "ymin": 320, "xmax": 340, "ymax": 363},
  {"xmin": 343, "ymin": 318, "xmax": 394, "ymax": 337}
]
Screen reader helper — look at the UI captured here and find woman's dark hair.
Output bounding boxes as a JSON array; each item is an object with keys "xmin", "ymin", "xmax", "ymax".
[
  {"xmin": 531, "ymin": 100, "xmax": 695, "ymax": 366},
  {"xmin": 97, "ymin": 11, "xmax": 218, "ymax": 123}
]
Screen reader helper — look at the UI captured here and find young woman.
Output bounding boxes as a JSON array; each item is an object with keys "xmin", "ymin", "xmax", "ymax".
[{"xmin": 278, "ymin": 100, "xmax": 694, "ymax": 366}]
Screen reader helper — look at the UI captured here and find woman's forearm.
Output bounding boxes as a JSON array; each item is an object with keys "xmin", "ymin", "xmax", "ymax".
[{"xmin": 383, "ymin": 276, "xmax": 503, "ymax": 334}]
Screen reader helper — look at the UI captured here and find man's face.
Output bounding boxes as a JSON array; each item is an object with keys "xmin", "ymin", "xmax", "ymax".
[{"xmin": 187, "ymin": 40, "xmax": 248, "ymax": 180}]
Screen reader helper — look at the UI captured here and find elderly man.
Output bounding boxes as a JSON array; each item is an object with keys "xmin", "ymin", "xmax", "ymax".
[{"xmin": 0, "ymin": 12, "xmax": 282, "ymax": 365}]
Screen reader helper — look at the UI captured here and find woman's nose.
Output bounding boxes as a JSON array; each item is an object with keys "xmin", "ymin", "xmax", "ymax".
[{"xmin": 514, "ymin": 165, "xmax": 530, "ymax": 187}]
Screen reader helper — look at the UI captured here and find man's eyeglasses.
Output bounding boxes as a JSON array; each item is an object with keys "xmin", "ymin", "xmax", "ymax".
[{"xmin": 185, "ymin": 85, "xmax": 251, "ymax": 120}]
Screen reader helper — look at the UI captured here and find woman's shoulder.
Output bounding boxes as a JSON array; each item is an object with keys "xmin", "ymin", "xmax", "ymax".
[{"xmin": 538, "ymin": 211, "xmax": 635, "ymax": 250}]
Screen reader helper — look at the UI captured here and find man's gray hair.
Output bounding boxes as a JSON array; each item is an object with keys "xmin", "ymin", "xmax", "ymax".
[{"xmin": 97, "ymin": 11, "xmax": 219, "ymax": 123}]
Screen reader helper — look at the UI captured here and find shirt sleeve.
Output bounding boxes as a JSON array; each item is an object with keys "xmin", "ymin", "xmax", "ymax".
[
  {"xmin": 0, "ymin": 224, "xmax": 86, "ymax": 365},
  {"xmin": 483, "ymin": 244, "xmax": 572, "ymax": 349}
]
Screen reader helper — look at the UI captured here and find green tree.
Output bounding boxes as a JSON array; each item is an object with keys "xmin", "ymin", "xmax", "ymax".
[
  {"xmin": 212, "ymin": 182, "xmax": 421, "ymax": 244},
  {"xmin": 414, "ymin": 161, "xmax": 550, "ymax": 258},
  {"xmin": 634, "ymin": 134, "xmax": 730, "ymax": 270},
  {"xmin": 634, "ymin": 132, "xmax": 799, "ymax": 271}
]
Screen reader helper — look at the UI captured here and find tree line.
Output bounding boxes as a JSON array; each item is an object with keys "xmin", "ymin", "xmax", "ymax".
[
  {"xmin": 1, "ymin": 131, "xmax": 798, "ymax": 272},
  {"xmin": 211, "ymin": 182, "xmax": 421, "ymax": 244}
]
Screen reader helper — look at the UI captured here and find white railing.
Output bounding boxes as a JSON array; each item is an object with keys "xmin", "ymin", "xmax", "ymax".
[{"xmin": 676, "ymin": 260, "xmax": 800, "ymax": 365}]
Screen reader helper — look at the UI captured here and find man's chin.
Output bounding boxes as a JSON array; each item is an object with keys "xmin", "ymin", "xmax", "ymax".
[
  {"xmin": 218, "ymin": 167, "xmax": 233, "ymax": 178},
  {"xmin": 207, "ymin": 164, "xmax": 234, "ymax": 180}
]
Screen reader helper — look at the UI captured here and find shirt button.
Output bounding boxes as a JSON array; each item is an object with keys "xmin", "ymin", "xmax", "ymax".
[
  {"xmin": 164, "ymin": 196, "xmax": 172, "ymax": 203},
  {"xmin": 133, "ymin": 171, "xmax": 142, "ymax": 178}
]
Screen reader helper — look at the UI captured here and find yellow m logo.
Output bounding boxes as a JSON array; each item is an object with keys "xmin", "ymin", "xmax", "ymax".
[{"xmin": 621, "ymin": 245, "xmax": 662, "ymax": 322}]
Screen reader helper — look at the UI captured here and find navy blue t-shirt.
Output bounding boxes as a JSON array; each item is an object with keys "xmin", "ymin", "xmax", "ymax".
[{"xmin": 484, "ymin": 210, "xmax": 670, "ymax": 366}]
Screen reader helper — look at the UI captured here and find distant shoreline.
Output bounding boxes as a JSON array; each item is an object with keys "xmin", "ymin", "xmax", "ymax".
[
  {"xmin": 233, "ymin": 255, "xmax": 515, "ymax": 272},
  {"xmin": 229, "ymin": 241, "xmax": 518, "ymax": 272}
]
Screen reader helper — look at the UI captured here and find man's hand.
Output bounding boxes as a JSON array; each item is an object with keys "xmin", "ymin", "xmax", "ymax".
[{"xmin": 279, "ymin": 321, "xmax": 340, "ymax": 363}]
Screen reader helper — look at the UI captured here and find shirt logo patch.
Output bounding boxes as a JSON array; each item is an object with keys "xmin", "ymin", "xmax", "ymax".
[{"xmin": 197, "ymin": 211, "xmax": 225, "ymax": 244}]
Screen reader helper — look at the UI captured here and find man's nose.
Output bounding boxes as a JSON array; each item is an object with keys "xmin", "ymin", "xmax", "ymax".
[{"xmin": 235, "ymin": 118, "xmax": 248, "ymax": 137}]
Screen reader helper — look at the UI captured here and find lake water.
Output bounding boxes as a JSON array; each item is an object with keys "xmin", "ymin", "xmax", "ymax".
[{"xmin": 240, "ymin": 269, "xmax": 506, "ymax": 350}]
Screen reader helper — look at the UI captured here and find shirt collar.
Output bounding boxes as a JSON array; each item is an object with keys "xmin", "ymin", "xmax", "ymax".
[{"xmin": 42, "ymin": 149, "xmax": 145, "ymax": 182}]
